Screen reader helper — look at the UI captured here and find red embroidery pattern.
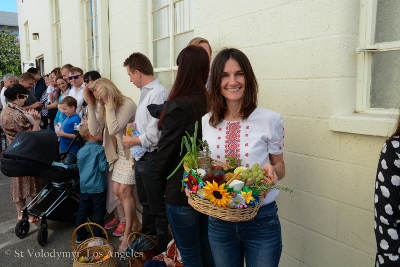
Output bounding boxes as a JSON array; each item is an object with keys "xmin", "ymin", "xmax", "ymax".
[{"xmin": 225, "ymin": 122, "xmax": 241, "ymax": 160}]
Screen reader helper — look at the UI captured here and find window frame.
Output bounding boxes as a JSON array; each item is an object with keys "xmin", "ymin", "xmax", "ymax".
[
  {"xmin": 149, "ymin": 0, "xmax": 194, "ymax": 88},
  {"xmin": 84, "ymin": 0, "xmax": 99, "ymax": 72},
  {"xmin": 52, "ymin": 0, "xmax": 62, "ymax": 67},
  {"xmin": 356, "ymin": 0, "xmax": 400, "ymax": 115}
]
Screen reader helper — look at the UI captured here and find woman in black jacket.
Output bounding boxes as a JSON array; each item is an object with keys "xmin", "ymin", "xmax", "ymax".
[{"xmin": 156, "ymin": 45, "xmax": 215, "ymax": 267}]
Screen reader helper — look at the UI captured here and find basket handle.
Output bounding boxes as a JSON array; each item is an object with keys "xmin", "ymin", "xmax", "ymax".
[
  {"xmin": 71, "ymin": 222, "xmax": 109, "ymax": 251},
  {"xmin": 127, "ymin": 231, "xmax": 157, "ymax": 250}
]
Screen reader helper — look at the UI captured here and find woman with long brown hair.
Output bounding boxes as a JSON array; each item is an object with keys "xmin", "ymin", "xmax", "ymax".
[
  {"xmin": 202, "ymin": 48, "xmax": 285, "ymax": 267},
  {"xmin": 157, "ymin": 45, "xmax": 215, "ymax": 267}
]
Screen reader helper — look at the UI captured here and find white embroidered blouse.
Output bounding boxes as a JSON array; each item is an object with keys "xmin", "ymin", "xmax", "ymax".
[{"xmin": 202, "ymin": 107, "xmax": 284, "ymax": 205}]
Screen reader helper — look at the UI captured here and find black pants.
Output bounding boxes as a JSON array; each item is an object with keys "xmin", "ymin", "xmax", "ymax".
[
  {"xmin": 134, "ymin": 151, "xmax": 169, "ymax": 253},
  {"xmin": 76, "ymin": 190, "xmax": 107, "ymax": 239}
]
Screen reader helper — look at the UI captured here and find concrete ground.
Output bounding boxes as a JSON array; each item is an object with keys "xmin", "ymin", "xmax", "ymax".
[{"xmin": 0, "ymin": 172, "xmax": 133, "ymax": 267}]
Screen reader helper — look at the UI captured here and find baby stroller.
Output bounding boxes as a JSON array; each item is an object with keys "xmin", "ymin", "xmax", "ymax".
[{"xmin": 0, "ymin": 129, "xmax": 82, "ymax": 246}]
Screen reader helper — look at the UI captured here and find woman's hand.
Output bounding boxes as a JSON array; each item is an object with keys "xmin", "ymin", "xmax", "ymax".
[
  {"xmin": 164, "ymin": 257, "xmax": 175, "ymax": 267},
  {"xmin": 262, "ymin": 163, "xmax": 278, "ymax": 185},
  {"xmin": 27, "ymin": 109, "xmax": 41, "ymax": 122},
  {"xmin": 122, "ymin": 135, "xmax": 136, "ymax": 148},
  {"xmin": 83, "ymin": 84, "xmax": 95, "ymax": 106}
]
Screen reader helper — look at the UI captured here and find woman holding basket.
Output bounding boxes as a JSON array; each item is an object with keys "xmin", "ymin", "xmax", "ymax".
[{"xmin": 202, "ymin": 48, "xmax": 285, "ymax": 267}]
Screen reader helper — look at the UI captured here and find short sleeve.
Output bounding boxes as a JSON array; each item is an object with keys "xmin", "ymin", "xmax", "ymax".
[{"xmin": 268, "ymin": 114, "xmax": 284, "ymax": 155}]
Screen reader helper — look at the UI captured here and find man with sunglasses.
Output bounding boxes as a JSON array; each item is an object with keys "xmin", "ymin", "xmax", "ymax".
[
  {"xmin": 68, "ymin": 67, "xmax": 85, "ymax": 117},
  {"xmin": 19, "ymin": 72, "xmax": 43, "ymax": 111}
]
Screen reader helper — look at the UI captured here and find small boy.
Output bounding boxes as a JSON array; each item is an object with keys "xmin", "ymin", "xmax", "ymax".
[
  {"xmin": 75, "ymin": 123, "xmax": 108, "ymax": 243},
  {"xmin": 56, "ymin": 96, "xmax": 81, "ymax": 164}
]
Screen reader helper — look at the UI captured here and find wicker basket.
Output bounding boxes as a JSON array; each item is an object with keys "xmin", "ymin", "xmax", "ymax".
[
  {"xmin": 127, "ymin": 232, "xmax": 158, "ymax": 267},
  {"xmin": 188, "ymin": 196, "xmax": 261, "ymax": 222},
  {"xmin": 72, "ymin": 222, "xmax": 118, "ymax": 267}
]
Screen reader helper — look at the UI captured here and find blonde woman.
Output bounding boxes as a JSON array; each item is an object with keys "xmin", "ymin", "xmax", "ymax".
[{"xmin": 84, "ymin": 78, "xmax": 141, "ymax": 251}]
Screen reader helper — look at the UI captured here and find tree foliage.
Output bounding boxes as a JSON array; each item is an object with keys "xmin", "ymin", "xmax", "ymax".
[{"xmin": 0, "ymin": 27, "xmax": 21, "ymax": 77}]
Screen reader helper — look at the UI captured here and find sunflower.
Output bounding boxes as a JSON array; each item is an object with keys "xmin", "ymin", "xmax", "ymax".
[
  {"xmin": 203, "ymin": 181, "xmax": 231, "ymax": 207},
  {"xmin": 241, "ymin": 190, "xmax": 255, "ymax": 204}
]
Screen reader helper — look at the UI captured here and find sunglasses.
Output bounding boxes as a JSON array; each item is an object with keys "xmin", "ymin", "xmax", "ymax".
[
  {"xmin": 68, "ymin": 74, "xmax": 81, "ymax": 80},
  {"xmin": 20, "ymin": 94, "xmax": 28, "ymax": 99},
  {"xmin": 84, "ymin": 78, "xmax": 89, "ymax": 83}
]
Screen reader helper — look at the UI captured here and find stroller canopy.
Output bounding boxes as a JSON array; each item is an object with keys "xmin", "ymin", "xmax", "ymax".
[{"xmin": 3, "ymin": 130, "xmax": 59, "ymax": 165}]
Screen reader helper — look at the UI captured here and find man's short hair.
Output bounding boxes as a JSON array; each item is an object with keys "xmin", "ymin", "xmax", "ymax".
[
  {"xmin": 20, "ymin": 72, "xmax": 35, "ymax": 81},
  {"xmin": 59, "ymin": 96, "xmax": 77, "ymax": 108},
  {"xmin": 78, "ymin": 123, "xmax": 91, "ymax": 141},
  {"xmin": 123, "ymin": 52, "xmax": 154, "ymax": 76},
  {"xmin": 69, "ymin": 67, "xmax": 84, "ymax": 75},
  {"xmin": 61, "ymin": 64, "xmax": 73, "ymax": 71},
  {"xmin": 26, "ymin": 67, "xmax": 39, "ymax": 75}
]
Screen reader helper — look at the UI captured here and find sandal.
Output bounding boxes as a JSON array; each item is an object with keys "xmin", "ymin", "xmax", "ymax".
[{"xmin": 119, "ymin": 224, "xmax": 142, "ymax": 241}]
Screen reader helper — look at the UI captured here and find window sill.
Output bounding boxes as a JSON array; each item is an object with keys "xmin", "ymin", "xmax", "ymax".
[{"xmin": 329, "ymin": 113, "xmax": 397, "ymax": 137}]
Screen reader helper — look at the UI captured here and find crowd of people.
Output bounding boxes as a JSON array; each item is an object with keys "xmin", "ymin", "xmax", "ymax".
[{"xmin": 0, "ymin": 37, "xmax": 289, "ymax": 267}]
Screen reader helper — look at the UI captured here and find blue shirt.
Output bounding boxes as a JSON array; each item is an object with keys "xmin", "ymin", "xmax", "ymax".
[
  {"xmin": 60, "ymin": 113, "xmax": 81, "ymax": 154},
  {"xmin": 77, "ymin": 142, "xmax": 108, "ymax": 194}
]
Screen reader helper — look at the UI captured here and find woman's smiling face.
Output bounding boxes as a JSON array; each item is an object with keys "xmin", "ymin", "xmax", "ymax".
[{"xmin": 220, "ymin": 58, "xmax": 245, "ymax": 104}]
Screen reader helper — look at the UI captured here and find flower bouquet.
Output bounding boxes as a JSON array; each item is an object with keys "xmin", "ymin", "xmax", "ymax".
[{"xmin": 168, "ymin": 122, "xmax": 291, "ymax": 222}]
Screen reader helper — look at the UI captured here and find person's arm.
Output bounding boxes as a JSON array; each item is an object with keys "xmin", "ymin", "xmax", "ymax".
[
  {"xmin": 157, "ymin": 102, "xmax": 186, "ymax": 179},
  {"xmin": 1, "ymin": 89, "xmax": 7, "ymax": 107},
  {"xmin": 22, "ymin": 102, "xmax": 43, "ymax": 110},
  {"xmin": 138, "ymin": 92, "xmax": 165, "ymax": 148},
  {"xmin": 104, "ymin": 99, "xmax": 137, "ymax": 136},
  {"xmin": 47, "ymin": 96, "xmax": 58, "ymax": 109},
  {"xmin": 56, "ymin": 130, "xmax": 76, "ymax": 139},
  {"xmin": 97, "ymin": 147, "xmax": 109, "ymax": 172},
  {"xmin": 262, "ymin": 114, "xmax": 285, "ymax": 183},
  {"xmin": 27, "ymin": 109, "xmax": 41, "ymax": 131}
]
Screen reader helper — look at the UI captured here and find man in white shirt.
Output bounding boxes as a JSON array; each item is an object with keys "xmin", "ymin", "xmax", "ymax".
[
  {"xmin": 122, "ymin": 52, "xmax": 169, "ymax": 253},
  {"xmin": 0, "ymin": 74, "xmax": 17, "ymax": 109},
  {"xmin": 67, "ymin": 67, "xmax": 85, "ymax": 117}
]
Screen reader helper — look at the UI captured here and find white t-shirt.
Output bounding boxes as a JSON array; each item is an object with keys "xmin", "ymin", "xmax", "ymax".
[
  {"xmin": 46, "ymin": 85, "xmax": 55, "ymax": 94},
  {"xmin": 202, "ymin": 107, "xmax": 285, "ymax": 206},
  {"xmin": 1, "ymin": 87, "xmax": 7, "ymax": 108},
  {"xmin": 68, "ymin": 83, "xmax": 85, "ymax": 117}
]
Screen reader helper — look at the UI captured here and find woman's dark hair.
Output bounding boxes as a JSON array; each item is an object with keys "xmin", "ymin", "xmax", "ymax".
[
  {"xmin": 208, "ymin": 48, "xmax": 258, "ymax": 127},
  {"xmin": 83, "ymin": 71, "xmax": 101, "ymax": 83},
  {"xmin": 157, "ymin": 45, "xmax": 210, "ymax": 129},
  {"xmin": 4, "ymin": 84, "xmax": 28, "ymax": 102}
]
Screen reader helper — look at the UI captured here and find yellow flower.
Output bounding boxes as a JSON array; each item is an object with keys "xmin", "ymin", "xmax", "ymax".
[
  {"xmin": 241, "ymin": 191, "xmax": 255, "ymax": 204},
  {"xmin": 203, "ymin": 181, "xmax": 231, "ymax": 208}
]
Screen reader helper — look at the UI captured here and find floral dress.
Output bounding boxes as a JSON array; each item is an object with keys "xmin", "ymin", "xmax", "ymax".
[
  {"xmin": 1, "ymin": 103, "xmax": 42, "ymax": 202},
  {"xmin": 374, "ymin": 136, "xmax": 400, "ymax": 266}
]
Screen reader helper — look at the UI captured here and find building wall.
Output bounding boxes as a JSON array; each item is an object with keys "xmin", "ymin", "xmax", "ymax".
[
  {"xmin": 17, "ymin": 1, "xmax": 386, "ymax": 266},
  {"xmin": 193, "ymin": 1, "xmax": 382, "ymax": 266}
]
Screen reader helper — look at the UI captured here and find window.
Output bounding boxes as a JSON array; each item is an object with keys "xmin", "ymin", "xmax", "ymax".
[
  {"xmin": 85, "ymin": 0, "xmax": 99, "ymax": 71},
  {"xmin": 357, "ymin": 0, "xmax": 400, "ymax": 114},
  {"xmin": 151, "ymin": 0, "xmax": 194, "ymax": 89},
  {"xmin": 53, "ymin": 0, "xmax": 62, "ymax": 66},
  {"xmin": 24, "ymin": 21, "xmax": 30, "ymax": 60}
]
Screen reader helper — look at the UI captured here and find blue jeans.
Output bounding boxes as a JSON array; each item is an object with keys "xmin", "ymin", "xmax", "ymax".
[
  {"xmin": 135, "ymin": 151, "xmax": 169, "ymax": 253},
  {"xmin": 76, "ymin": 190, "xmax": 107, "ymax": 239},
  {"xmin": 166, "ymin": 204, "xmax": 215, "ymax": 267},
  {"xmin": 208, "ymin": 201, "xmax": 282, "ymax": 267}
]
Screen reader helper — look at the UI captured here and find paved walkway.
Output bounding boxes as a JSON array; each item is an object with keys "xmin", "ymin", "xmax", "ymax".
[{"xmin": 0, "ymin": 173, "xmax": 129, "ymax": 267}]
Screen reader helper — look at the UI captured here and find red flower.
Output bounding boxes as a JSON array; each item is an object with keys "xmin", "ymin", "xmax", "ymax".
[{"xmin": 187, "ymin": 174, "xmax": 199, "ymax": 191}]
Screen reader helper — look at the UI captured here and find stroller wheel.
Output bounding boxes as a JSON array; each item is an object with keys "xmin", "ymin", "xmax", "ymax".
[
  {"xmin": 37, "ymin": 224, "xmax": 48, "ymax": 246},
  {"xmin": 15, "ymin": 219, "xmax": 30, "ymax": 238}
]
